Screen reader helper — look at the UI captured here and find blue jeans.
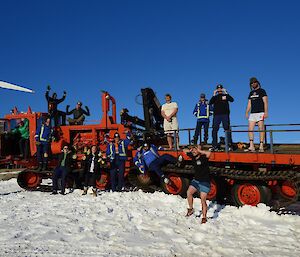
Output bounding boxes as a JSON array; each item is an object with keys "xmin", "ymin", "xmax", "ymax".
[
  {"xmin": 110, "ymin": 155, "xmax": 125, "ymax": 191},
  {"xmin": 149, "ymin": 154, "xmax": 177, "ymax": 178},
  {"xmin": 52, "ymin": 166, "xmax": 69, "ymax": 193},
  {"xmin": 194, "ymin": 121, "xmax": 209, "ymax": 144},
  {"xmin": 212, "ymin": 114, "xmax": 232, "ymax": 148},
  {"xmin": 37, "ymin": 143, "xmax": 49, "ymax": 164}
]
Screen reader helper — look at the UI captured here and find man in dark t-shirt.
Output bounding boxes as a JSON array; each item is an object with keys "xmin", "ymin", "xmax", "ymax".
[
  {"xmin": 184, "ymin": 145, "xmax": 211, "ymax": 224},
  {"xmin": 245, "ymin": 77, "xmax": 268, "ymax": 152},
  {"xmin": 209, "ymin": 84, "xmax": 234, "ymax": 151}
]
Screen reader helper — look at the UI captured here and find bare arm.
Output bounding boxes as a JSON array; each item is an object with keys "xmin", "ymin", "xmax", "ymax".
[
  {"xmin": 263, "ymin": 96, "xmax": 268, "ymax": 118},
  {"xmin": 198, "ymin": 148, "xmax": 211, "ymax": 159},
  {"xmin": 161, "ymin": 110, "xmax": 167, "ymax": 119},
  {"xmin": 168, "ymin": 108, "xmax": 178, "ymax": 118},
  {"xmin": 245, "ymin": 99, "xmax": 251, "ymax": 119}
]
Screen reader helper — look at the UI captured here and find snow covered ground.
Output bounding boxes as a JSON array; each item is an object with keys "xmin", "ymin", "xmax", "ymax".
[{"xmin": 0, "ymin": 179, "xmax": 299, "ymax": 257}]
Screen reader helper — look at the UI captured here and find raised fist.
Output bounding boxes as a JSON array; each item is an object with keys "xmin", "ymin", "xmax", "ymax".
[
  {"xmin": 47, "ymin": 85, "xmax": 51, "ymax": 91},
  {"xmin": 63, "ymin": 91, "xmax": 66, "ymax": 95}
]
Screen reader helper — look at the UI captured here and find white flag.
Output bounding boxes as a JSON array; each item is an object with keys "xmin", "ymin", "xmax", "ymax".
[{"xmin": 0, "ymin": 81, "xmax": 35, "ymax": 93}]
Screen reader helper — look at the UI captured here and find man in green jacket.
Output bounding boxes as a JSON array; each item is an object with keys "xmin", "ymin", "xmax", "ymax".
[{"xmin": 13, "ymin": 118, "xmax": 30, "ymax": 159}]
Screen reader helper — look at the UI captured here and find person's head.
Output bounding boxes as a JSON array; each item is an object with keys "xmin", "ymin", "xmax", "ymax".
[
  {"xmin": 91, "ymin": 145, "xmax": 97, "ymax": 154},
  {"xmin": 142, "ymin": 142, "xmax": 150, "ymax": 151},
  {"xmin": 114, "ymin": 132, "xmax": 120, "ymax": 143},
  {"xmin": 249, "ymin": 77, "xmax": 260, "ymax": 90},
  {"xmin": 190, "ymin": 146, "xmax": 200, "ymax": 157},
  {"xmin": 45, "ymin": 117, "xmax": 51, "ymax": 126},
  {"xmin": 76, "ymin": 101, "xmax": 82, "ymax": 109},
  {"xmin": 18, "ymin": 120, "xmax": 24, "ymax": 127},
  {"xmin": 216, "ymin": 84, "xmax": 223, "ymax": 94},
  {"xmin": 62, "ymin": 145, "xmax": 69, "ymax": 152},
  {"xmin": 165, "ymin": 94, "xmax": 172, "ymax": 103},
  {"xmin": 200, "ymin": 93, "xmax": 206, "ymax": 101},
  {"xmin": 52, "ymin": 93, "xmax": 57, "ymax": 99}
]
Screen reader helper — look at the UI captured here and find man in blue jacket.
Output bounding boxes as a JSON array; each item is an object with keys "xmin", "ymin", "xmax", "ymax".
[
  {"xmin": 133, "ymin": 143, "xmax": 179, "ymax": 184},
  {"xmin": 35, "ymin": 117, "xmax": 52, "ymax": 171},
  {"xmin": 192, "ymin": 93, "xmax": 211, "ymax": 145},
  {"xmin": 106, "ymin": 132, "xmax": 132, "ymax": 191}
]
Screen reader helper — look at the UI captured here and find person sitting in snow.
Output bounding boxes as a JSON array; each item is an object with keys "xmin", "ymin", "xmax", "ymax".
[
  {"xmin": 133, "ymin": 142, "xmax": 181, "ymax": 185},
  {"xmin": 183, "ymin": 145, "xmax": 211, "ymax": 224}
]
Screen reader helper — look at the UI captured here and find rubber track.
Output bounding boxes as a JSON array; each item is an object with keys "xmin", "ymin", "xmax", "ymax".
[{"xmin": 130, "ymin": 164, "xmax": 300, "ymax": 208}]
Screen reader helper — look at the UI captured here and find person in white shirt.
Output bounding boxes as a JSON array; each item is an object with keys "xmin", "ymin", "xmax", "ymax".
[
  {"xmin": 161, "ymin": 94, "xmax": 179, "ymax": 150},
  {"xmin": 82, "ymin": 145, "xmax": 100, "ymax": 196}
]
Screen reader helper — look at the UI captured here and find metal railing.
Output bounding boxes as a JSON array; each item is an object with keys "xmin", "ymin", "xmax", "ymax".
[{"xmin": 173, "ymin": 124, "xmax": 300, "ymax": 153}]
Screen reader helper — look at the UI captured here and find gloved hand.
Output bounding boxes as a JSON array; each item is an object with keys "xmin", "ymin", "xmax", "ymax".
[
  {"xmin": 47, "ymin": 85, "xmax": 51, "ymax": 91},
  {"xmin": 63, "ymin": 90, "xmax": 66, "ymax": 95},
  {"xmin": 139, "ymin": 166, "xmax": 145, "ymax": 174}
]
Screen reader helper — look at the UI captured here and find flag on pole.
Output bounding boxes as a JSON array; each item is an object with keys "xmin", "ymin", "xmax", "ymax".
[{"xmin": 0, "ymin": 81, "xmax": 35, "ymax": 93}]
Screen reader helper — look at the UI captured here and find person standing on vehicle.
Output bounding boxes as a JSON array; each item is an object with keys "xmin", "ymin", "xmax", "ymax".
[
  {"xmin": 209, "ymin": 84, "xmax": 234, "ymax": 151},
  {"xmin": 52, "ymin": 145, "xmax": 73, "ymax": 195},
  {"xmin": 106, "ymin": 132, "xmax": 131, "ymax": 192},
  {"xmin": 35, "ymin": 117, "xmax": 52, "ymax": 171},
  {"xmin": 161, "ymin": 94, "xmax": 179, "ymax": 150},
  {"xmin": 245, "ymin": 77, "xmax": 268, "ymax": 152},
  {"xmin": 184, "ymin": 145, "xmax": 211, "ymax": 224},
  {"xmin": 192, "ymin": 93, "xmax": 211, "ymax": 145},
  {"xmin": 133, "ymin": 142, "xmax": 180, "ymax": 185},
  {"xmin": 66, "ymin": 101, "xmax": 90, "ymax": 125},
  {"xmin": 82, "ymin": 145, "xmax": 100, "ymax": 196},
  {"xmin": 12, "ymin": 118, "xmax": 30, "ymax": 160},
  {"xmin": 45, "ymin": 85, "xmax": 67, "ymax": 126}
]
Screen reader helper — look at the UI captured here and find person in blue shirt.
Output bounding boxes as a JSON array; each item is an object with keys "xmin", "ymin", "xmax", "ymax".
[
  {"xmin": 192, "ymin": 93, "xmax": 211, "ymax": 145},
  {"xmin": 133, "ymin": 142, "xmax": 178, "ymax": 184},
  {"xmin": 106, "ymin": 132, "xmax": 132, "ymax": 191},
  {"xmin": 35, "ymin": 117, "xmax": 52, "ymax": 171}
]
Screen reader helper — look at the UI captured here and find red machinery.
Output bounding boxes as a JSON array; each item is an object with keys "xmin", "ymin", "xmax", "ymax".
[{"xmin": 0, "ymin": 89, "xmax": 299, "ymax": 209}]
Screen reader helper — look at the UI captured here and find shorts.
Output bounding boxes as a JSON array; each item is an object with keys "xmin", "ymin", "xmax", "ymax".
[
  {"xmin": 190, "ymin": 179, "xmax": 211, "ymax": 193},
  {"xmin": 249, "ymin": 112, "xmax": 265, "ymax": 122},
  {"xmin": 163, "ymin": 117, "xmax": 179, "ymax": 134}
]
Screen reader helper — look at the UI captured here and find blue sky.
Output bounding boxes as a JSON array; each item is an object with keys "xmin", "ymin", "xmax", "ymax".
[{"xmin": 0, "ymin": 0, "xmax": 299, "ymax": 143}]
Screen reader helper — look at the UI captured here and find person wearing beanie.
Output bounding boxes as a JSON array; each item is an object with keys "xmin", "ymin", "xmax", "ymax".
[
  {"xmin": 66, "ymin": 101, "xmax": 90, "ymax": 125},
  {"xmin": 245, "ymin": 77, "xmax": 268, "ymax": 153},
  {"xmin": 192, "ymin": 93, "xmax": 211, "ymax": 145},
  {"xmin": 209, "ymin": 84, "xmax": 234, "ymax": 151}
]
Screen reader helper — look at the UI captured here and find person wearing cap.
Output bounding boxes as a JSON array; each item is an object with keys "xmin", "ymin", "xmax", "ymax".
[
  {"xmin": 161, "ymin": 93, "xmax": 179, "ymax": 150},
  {"xmin": 66, "ymin": 101, "xmax": 90, "ymax": 125},
  {"xmin": 192, "ymin": 93, "xmax": 211, "ymax": 145},
  {"xmin": 245, "ymin": 77, "xmax": 268, "ymax": 152},
  {"xmin": 106, "ymin": 131, "xmax": 132, "ymax": 191},
  {"xmin": 82, "ymin": 145, "xmax": 100, "ymax": 196},
  {"xmin": 209, "ymin": 84, "xmax": 234, "ymax": 151},
  {"xmin": 45, "ymin": 85, "xmax": 67, "ymax": 126},
  {"xmin": 51, "ymin": 145, "xmax": 73, "ymax": 195},
  {"xmin": 133, "ymin": 142, "xmax": 179, "ymax": 184},
  {"xmin": 35, "ymin": 117, "xmax": 52, "ymax": 171}
]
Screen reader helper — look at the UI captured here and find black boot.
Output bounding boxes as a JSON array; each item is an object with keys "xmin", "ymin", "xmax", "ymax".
[
  {"xmin": 192, "ymin": 137, "xmax": 198, "ymax": 145},
  {"xmin": 42, "ymin": 162, "xmax": 48, "ymax": 171},
  {"xmin": 36, "ymin": 162, "xmax": 43, "ymax": 171}
]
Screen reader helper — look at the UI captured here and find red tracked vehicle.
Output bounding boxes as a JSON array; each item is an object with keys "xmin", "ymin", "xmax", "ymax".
[{"xmin": 0, "ymin": 88, "xmax": 299, "ymax": 208}]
